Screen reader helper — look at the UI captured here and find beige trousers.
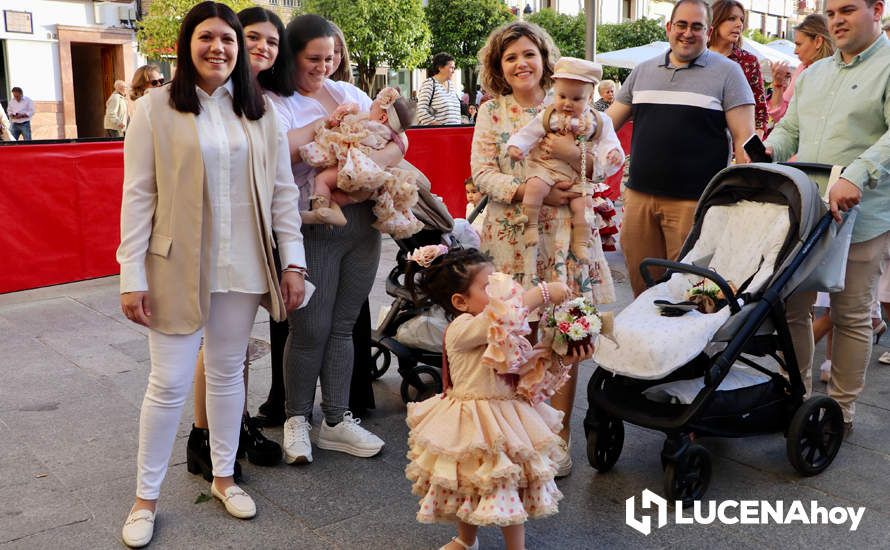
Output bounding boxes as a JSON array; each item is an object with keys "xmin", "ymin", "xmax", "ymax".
[
  {"xmin": 786, "ymin": 231, "xmax": 890, "ymax": 422},
  {"xmin": 619, "ymin": 187, "xmax": 698, "ymax": 296}
]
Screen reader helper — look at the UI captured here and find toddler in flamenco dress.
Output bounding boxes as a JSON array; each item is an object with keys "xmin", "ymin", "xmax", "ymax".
[
  {"xmin": 299, "ymin": 86, "xmax": 423, "ymax": 239},
  {"xmin": 404, "ymin": 246, "xmax": 594, "ymax": 550}
]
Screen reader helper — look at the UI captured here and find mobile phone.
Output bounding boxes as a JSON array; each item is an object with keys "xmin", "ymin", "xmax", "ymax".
[{"xmin": 743, "ymin": 134, "xmax": 771, "ymax": 163}]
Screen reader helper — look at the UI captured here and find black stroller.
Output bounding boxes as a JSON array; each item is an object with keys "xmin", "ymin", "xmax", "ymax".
[
  {"xmin": 370, "ymin": 184, "xmax": 464, "ymax": 403},
  {"xmin": 584, "ymin": 163, "xmax": 856, "ymax": 505}
]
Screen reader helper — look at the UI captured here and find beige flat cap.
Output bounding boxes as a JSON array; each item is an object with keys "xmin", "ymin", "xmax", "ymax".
[{"xmin": 552, "ymin": 57, "xmax": 603, "ymax": 84}]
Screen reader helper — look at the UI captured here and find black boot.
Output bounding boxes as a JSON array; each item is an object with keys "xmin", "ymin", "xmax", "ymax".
[
  {"xmin": 238, "ymin": 413, "xmax": 282, "ymax": 466},
  {"xmin": 186, "ymin": 424, "xmax": 242, "ymax": 482}
]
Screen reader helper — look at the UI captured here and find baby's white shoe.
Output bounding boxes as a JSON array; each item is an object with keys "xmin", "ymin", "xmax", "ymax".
[{"xmin": 439, "ymin": 536, "xmax": 479, "ymax": 550}]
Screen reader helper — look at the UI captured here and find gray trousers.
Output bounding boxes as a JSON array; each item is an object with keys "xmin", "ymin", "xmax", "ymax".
[{"xmin": 284, "ymin": 202, "xmax": 381, "ymax": 424}]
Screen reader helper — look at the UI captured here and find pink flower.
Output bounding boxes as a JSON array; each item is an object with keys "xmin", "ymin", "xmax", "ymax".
[
  {"xmin": 558, "ymin": 321, "xmax": 571, "ymax": 334},
  {"xmin": 409, "ymin": 244, "xmax": 449, "ymax": 267}
]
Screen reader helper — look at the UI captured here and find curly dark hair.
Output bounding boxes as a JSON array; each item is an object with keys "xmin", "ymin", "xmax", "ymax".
[{"xmin": 407, "ymin": 248, "xmax": 492, "ymax": 319}]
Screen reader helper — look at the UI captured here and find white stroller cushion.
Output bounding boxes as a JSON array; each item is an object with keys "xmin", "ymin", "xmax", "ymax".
[{"xmin": 595, "ymin": 201, "xmax": 790, "ymax": 380}]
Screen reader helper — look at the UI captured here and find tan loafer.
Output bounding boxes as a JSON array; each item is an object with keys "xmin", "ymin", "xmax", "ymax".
[
  {"xmin": 211, "ymin": 483, "xmax": 256, "ymax": 519},
  {"xmin": 122, "ymin": 508, "xmax": 155, "ymax": 548}
]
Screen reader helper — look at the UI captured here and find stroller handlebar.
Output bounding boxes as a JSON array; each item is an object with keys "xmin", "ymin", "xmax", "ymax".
[{"xmin": 639, "ymin": 258, "xmax": 743, "ymax": 314}]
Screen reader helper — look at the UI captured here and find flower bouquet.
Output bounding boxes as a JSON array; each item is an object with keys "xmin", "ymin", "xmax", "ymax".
[
  {"xmin": 544, "ymin": 296, "xmax": 603, "ymax": 356},
  {"xmin": 684, "ymin": 279, "xmax": 737, "ymax": 314}
]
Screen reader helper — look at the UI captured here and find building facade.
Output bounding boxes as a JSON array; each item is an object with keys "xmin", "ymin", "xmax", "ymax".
[{"xmin": 1, "ymin": 0, "xmax": 140, "ymax": 139}]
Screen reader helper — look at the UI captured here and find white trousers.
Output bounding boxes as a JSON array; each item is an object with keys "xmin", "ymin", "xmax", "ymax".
[{"xmin": 136, "ymin": 292, "xmax": 261, "ymax": 500}]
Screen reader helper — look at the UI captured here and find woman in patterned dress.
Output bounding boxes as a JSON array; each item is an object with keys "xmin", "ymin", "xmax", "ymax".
[
  {"xmin": 470, "ymin": 21, "xmax": 615, "ymax": 477},
  {"xmin": 708, "ymin": 0, "xmax": 768, "ymax": 137}
]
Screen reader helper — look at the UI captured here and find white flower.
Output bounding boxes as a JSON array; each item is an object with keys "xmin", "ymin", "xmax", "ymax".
[
  {"xmin": 567, "ymin": 324, "xmax": 586, "ymax": 340},
  {"xmin": 587, "ymin": 315, "xmax": 602, "ymax": 334}
]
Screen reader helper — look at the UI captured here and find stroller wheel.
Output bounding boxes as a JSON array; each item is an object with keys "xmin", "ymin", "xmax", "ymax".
[
  {"xmin": 400, "ymin": 365, "xmax": 442, "ymax": 403},
  {"xmin": 663, "ymin": 444, "xmax": 711, "ymax": 507},
  {"xmin": 585, "ymin": 416, "xmax": 624, "ymax": 472},
  {"xmin": 786, "ymin": 396, "xmax": 844, "ymax": 476},
  {"xmin": 369, "ymin": 342, "xmax": 391, "ymax": 380}
]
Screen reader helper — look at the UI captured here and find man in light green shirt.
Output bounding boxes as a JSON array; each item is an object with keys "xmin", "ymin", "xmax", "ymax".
[{"xmin": 766, "ymin": 0, "xmax": 889, "ymax": 434}]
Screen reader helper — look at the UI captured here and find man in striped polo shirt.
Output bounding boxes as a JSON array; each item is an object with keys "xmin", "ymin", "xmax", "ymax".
[{"xmin": 607, "ymin": 0, "xmax": 755, "ymax": 296}]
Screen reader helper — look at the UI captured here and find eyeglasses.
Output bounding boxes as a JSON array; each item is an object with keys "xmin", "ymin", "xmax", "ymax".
[
  {"xmin": 672, "ymin": 21, "xmax": 707, "ymax": 33},
  {"xmin": 150, "ymin": 78, "xmax": 165, "ymax": 86}
]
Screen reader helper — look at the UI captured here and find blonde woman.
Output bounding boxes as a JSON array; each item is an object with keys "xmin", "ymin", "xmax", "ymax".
[
  {"xmin": 129, "ymin": 64, "xmax": 164, "ymax": 101},
  {"xmin": 768, "ymin": 14, "xmax": 834, "ymax": 125}
]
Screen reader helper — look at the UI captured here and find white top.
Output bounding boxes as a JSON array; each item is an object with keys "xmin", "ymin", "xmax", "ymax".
[
  {"xmin": 8, "ymin": 96, "xmax": 35, "ymax": 123},
  {"xmin": 507, "ymin": 105, "xmax": 624, "ymax": 180},
  {"xmin": 268, "ymin": 79, "xmax": 372, "ymax": 210},
  {"xmin": 415, "ymin": 77, "xmax": 462, "ymax": 126},
  {"xmin": 117, "ymin": 80, "xmax": 306, "ymax": 294}
]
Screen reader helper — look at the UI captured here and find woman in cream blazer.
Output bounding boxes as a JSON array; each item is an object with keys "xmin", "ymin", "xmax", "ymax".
[{"xmin": 117, "ymin": 2, "xmax": 306, "ymax": 546}]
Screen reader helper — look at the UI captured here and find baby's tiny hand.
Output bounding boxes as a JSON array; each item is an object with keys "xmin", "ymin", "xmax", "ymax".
[
  {"xmin": 507, "ymin": 145, "xmax": 525, "ymax": 161},
  {"xmin": 547, "ymin": 282, "xmax": 571, "ymax": 304},
  {"xmin": 606, "ymin": 148, "xmax": 622, "ymax": 166}
]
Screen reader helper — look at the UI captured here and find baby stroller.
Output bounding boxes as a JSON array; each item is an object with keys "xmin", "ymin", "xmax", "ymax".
[
  {"xmin": 370, "ymin": 182, "xmax": 457, "ymax": 403},
  {"xmin": 584, "ymin": 163, "xmax": 856, "ymax": 505}
]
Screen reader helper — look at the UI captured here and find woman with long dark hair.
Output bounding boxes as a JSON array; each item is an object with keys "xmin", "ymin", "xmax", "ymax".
[
  {"xmin": 186, "ymin": 4, "xmax": 298, "ymax": 482},
  {"xmin": 118, "ymin": 2, "xmax": 306, "ymax": 545}
]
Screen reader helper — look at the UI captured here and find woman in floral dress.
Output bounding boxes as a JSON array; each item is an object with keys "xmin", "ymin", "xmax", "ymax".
[{"xmin": 470, "ymin": 21, "xmax": 615, "ymax": 477}]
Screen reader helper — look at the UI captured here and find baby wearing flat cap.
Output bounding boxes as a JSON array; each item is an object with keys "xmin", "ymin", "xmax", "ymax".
[{"xmin": 507, "ymin": 57, "xmax": 624, "ymax": 264}]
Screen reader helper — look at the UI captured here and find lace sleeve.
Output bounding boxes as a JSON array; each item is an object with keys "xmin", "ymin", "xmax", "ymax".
[{"xmin": 480, "ymin": 273, "xmax": 534, "ymax": 374}]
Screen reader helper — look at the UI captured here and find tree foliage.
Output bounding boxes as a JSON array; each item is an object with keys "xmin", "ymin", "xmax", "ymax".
[
  {"xmin": 597, "ymin": 17, "xmax": 665, "ymax": 81},
  {"xmin": 743, "ymin": 28, "xmax": 772, "ymax": 44},
  {"xmin": 525, "ymin": 9, "xmax": 585, "ymax": 59},
  {"xmin": 136, "ymin": 0, "xmax": 256, "ymax": 60},
  {"xmin": 426, "ymin": 0, "xmax": 514, "ymax": 69},
  {"xmin": 525, "ymin": 12, "xmax": 665, "ymax": 82},
  {"xmin": 300, "ymin": 0, "xmax": 431, "ymax": 93}
]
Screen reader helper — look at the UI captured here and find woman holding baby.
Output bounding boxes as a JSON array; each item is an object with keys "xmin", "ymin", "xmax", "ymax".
[
  {"xmin": 267, "ymin": 14, "xmax": 408, "ymax": 465},
  {"xmin": 470, "ymin": 21, "xmax": 620, "ymax": 477}
]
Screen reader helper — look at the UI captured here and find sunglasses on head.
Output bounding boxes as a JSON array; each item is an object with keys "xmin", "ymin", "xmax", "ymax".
[{"xmin": 150, "ymin": 78, "xmax": 165, "ymax": 86}]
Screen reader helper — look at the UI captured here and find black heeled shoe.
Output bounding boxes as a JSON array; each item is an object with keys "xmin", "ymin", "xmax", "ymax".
[
  {"xmin": 238, "ymin": 413, "xmax": 282, "ymax": 466},
  {"xmin": 253, "ymin": 400, "xmax": 286, "ymax": 428},
  {"xmin": 186, "ymin": 424, "xmax": 242, "ymax": 482}
]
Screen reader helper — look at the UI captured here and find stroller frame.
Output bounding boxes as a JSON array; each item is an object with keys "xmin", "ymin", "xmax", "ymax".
[{"xmin": 584, "ymin": 164, "xmax": 848, "ymax": 505}]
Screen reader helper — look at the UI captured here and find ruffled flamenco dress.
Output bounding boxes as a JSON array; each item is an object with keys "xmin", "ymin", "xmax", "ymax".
[
  {"xmin": 405, "ymin": 273, "xmax": 571, "ymax": 526},
  {"xmin": 300, "ymin": 114, "xmax": 423, "ymax": 239}
]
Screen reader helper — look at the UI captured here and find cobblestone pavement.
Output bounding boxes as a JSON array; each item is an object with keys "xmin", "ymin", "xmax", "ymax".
[{"xmin": 2, "ymin": 236, "xmax": 889, "ymax": 549}]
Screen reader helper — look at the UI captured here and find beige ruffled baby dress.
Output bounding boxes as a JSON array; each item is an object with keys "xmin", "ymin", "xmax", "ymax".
[
  {"xmin": 406, "ymin": 273, "xmax": 568, "ymax": 526},
  {"xmin": 299, "ymin": 100, "xmax": 423, "ymax": 239}
]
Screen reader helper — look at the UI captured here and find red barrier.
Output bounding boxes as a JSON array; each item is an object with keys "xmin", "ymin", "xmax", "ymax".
[
  {"xmin": 0, "ymin": 141, "xmax": 124, "ymax": 294},
  {"xmin": 0, "ymin": 127, "xmax": 476, "ymax": 294},
  {"xmin": 404, "ymin": 125, "xmax": 473, "ymax": 217},
  {"xmin": 602, "ymin": 120, "xmax": 634, "ymax": 201}
]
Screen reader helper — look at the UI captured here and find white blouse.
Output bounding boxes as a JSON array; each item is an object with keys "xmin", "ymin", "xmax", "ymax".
[
  {"xmin": 268, "ymin": 79, "xmax": 372, "ymax": 210},
  {"xmin": 118, "ymin": 80, "xmax": 306, "ymax": 294}
]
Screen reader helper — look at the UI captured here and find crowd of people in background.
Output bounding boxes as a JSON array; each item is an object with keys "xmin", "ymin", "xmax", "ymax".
[{"xmin": 8, "ymin": 0, "xmax": 874, "ymax": 546}]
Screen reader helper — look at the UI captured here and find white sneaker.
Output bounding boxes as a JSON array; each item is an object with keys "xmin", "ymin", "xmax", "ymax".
[
  {"xmin": 317, "ymin": 411, "xmax": 384, "ymax": 457},
  {"xmin": 283, "ymin": 415, "xmax": 313, "ymax": 464},
  {"xmin": 122, "ymin": 508, "xmax": 155, "ymax": 548}
]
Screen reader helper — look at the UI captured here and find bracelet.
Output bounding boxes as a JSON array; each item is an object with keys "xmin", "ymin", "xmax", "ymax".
[
  {"xmin": 282, "ymin": 265, "xmax": 308, "ymax": 278},
  {"xmin": 538, "ymin": 282, "xmax": 550, "ymax": 305}
]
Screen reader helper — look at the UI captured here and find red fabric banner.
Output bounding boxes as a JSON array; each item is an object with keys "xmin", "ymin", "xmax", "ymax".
[
  {"xmin": 0, "ymin": 127, "xmax": 476, "ymax": 293},
  {"xmin": 0, "ymin": 142, "xmax": 124, "ymax": 293}
]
